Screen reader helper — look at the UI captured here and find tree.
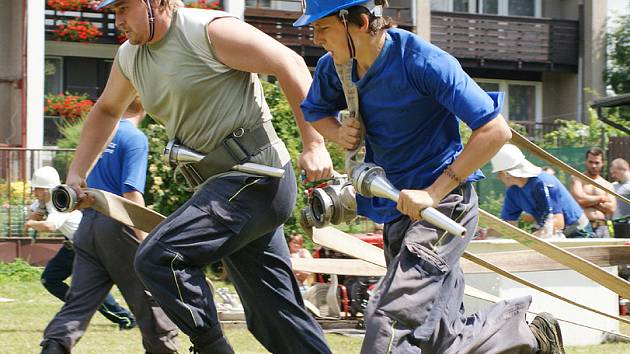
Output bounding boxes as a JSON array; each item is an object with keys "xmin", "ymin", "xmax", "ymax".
[{"xmin": 605, "ymin": 10, "xmax": 630, "ymax": 95}]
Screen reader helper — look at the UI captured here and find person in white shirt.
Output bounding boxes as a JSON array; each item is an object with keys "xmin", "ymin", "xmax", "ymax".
[{"xmin": 24, "ymin": 166, "xmax": 136, "ymax": 330}]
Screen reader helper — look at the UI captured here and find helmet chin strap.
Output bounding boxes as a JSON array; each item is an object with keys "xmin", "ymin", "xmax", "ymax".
[
  {"xmin": 338, "ymin": 9, "xmax": 356, "ymax": 59},
  {"xmin": 144, "ymin": 0, "xmax": 155, "ymax": 42}
]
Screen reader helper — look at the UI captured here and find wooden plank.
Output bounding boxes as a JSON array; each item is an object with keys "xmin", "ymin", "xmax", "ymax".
[
  {"xmin": 479, "ymin": 210, "xmax": 630, "ymax": 299},
  {"xmin": 291, "ymin": 258, "xmax": 386, "ymax": 277},
  {"xmin": 313, "ymin": 227, "xmax": 386, "ymax": 268},
  {"xmin": 298, "ymin": 244, "xmax": 630, "ymax": 275},
  {"xmin": 463, "ymin": 251, "xmax": 630, "ymax": 325},
  {"xmin": 460, "ymin": 245, "xmax": 630, "ymax": 273},
  {"xmin": 311, "ymin": 227, "xmax": 630, "ymax": 337}
]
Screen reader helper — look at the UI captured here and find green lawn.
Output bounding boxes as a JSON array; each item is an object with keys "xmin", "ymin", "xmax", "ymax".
[{"xmin": 0, "ymin": 278, "xmax": 628, "ymax": 353}]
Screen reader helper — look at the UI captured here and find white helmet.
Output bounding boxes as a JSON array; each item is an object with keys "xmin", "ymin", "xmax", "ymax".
[
  {"xmin": 490, "ymin": 144, "xmax": 524, "ymax": 173},
  {"xmin": 490, "ymin": 144, "xmax": 541, "ymax": 178},
  {"xmin": 31, "ymin": 166, "xmax": 61, "ymax": 189}
]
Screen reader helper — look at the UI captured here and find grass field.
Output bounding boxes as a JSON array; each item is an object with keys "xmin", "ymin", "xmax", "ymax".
[{"xmin": 1, "ymin": 276, "xmax": 630, "ymax": 353}]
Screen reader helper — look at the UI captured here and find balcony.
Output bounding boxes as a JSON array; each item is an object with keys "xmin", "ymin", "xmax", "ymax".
[
  {"xmin": 45, "ymin": 7, "xmax": 119, "ymax": 45},
  {"xmin": 44, "ymin": 4, "xmax": 578, "ymax": 74},
  {"xmin": 244, "ymin": 0, "xmax": 414, "ymax": 66},
  {"xmin": 431, "ymin": 11, "xmax": 579, "ymax": 73}
]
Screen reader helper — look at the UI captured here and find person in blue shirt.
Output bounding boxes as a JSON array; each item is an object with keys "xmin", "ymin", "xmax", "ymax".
[
  {"xmin": 294, "ymin": 1, "xmax": 564, "ymax": 353},
  {"xmin": 40, "ymin": 97, "xmax": 179, "ymax": 354},
  {"xmin": 491, "ymin": 144, "xmax": 592, "ymax": 239}
]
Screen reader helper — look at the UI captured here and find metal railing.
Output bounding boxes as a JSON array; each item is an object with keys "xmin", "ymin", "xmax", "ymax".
[
  {"xmin": 510, "ymin": 121, "xmax": 562, "ymax": 142},
  {"xmin": 0, "ymin": 148, "xmax": 75, "ymax": 237},
  {"xmin": 431, "ymin": 11, "xmax": 579, "ymax": 71},
  {"xmin": 44, "ymin": 6, "xmax": 120, "ymax": 45}
]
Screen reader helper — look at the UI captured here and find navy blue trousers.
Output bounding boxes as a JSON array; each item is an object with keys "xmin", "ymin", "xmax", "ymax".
[
  {"xmin": 135, "ymin": 164, "xmax": 331, "ymax": 354},
  {"xmin": 41, "ymin": 243, "xmax": 135, "ymax": 326}
]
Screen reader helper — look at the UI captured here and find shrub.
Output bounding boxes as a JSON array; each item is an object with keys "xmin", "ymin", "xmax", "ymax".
[
  {"xmin": 0, "ymin": 259, "xmax": 42, "ymax": 282},
  {"xmin": 540, "ymin": 111, "xmax": 625, "ymax": 149},
  {"xmin": 140, "ymin": 120, "xmax": 192, "ymax": 216}
]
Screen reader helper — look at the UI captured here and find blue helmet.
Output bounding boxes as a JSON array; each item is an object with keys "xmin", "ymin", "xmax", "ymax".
[
  {"xmin": 293, "ymin": 0, "xmax": 369, "ymax": 27},
  {"xmin": 96, "ymin": 0, "xmax": 118, "ymax": 10}
]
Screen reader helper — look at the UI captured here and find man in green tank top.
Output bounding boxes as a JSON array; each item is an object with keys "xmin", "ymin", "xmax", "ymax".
[{"xmin": 60, "ymin": 1, "xmax": 334, "ymax": 354}]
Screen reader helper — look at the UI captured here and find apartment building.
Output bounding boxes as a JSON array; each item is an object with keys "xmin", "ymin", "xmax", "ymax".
[{"xmin": 0, "ymin": 0, "xmax": 609, "ymax": 150}]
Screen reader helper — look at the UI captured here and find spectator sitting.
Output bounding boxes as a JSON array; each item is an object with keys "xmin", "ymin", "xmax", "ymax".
[
  {"xmin": 491, "ymin": 144, "xmax": 592, "ymax": 238},
  {"xmin": 571, "ymin": 147, "xmax": 617, "ymax": 238},
  {"xmin": 288, "ymin": 235, "xmax": 315, "ymax": 290}
]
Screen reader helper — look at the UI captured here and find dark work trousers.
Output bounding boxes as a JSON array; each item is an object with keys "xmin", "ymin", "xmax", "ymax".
[
  {"xmin": 361, "ymin": 183, "xmax": 539, "ymax": 354},
  {"xmin": 42, "ymin": 210, "xmax": 179, "ymax": 353},
  {"xmin": 135, "ymin": 164, "xmax": 332, "ymax": 354},
  {"xmin": 41, "ymin": 244, "xmax": 136, "ymax": 327}
]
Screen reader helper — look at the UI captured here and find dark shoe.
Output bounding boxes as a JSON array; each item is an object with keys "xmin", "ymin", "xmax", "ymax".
[
  {"xmin": 529, "ymin": 312, "xmax": 565, "ymax": 354},
  {"xmin": 41, "ymin": 340, "xmax": 69, "ymax": 354},
  {"xmin": 118, "ymin": 317, "xmax": 137, "ymax": 331}
]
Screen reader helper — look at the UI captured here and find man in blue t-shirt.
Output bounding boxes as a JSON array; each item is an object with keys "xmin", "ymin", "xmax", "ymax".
[
  {"xmin": 295, "ymin": 1, "xmax": 564, "ymax": 353},
  {"xmin": 40, "ymin": 98, "xmax": 179, "ymax": 354},
  {"xmin": 491, "ymin": 144, "xmax": 592, "ymax": 239}
]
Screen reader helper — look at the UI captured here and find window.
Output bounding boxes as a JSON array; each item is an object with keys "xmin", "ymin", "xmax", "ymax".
[
  {"xmin": 245, "ymin": 0, "xmax": 299, "ymax": 11},
  {"xmin": 44, "ymin": 57, "xmax": 63, "ymax": 95},
  {"xmin": 508, "ymin": 0, "xmax": 536, "ymax": 16},
  {"xmin": 474, "ymin": 79, "xmax": 542, "ymax": 123},
  {"xmin": 508, "ymin": 84, "xmax": 536, "ymax": 121},
  {"xmin": 431, "ymin": 0, "xmax": 476, "ymax": 12},
  {"xmin": 433, "ymin": 0, "xmax": 541, "ymax": 17},
  {"xmin": 44, "ymin": 57, "xmax": 63, "ymax": 147},
  {"xmin": 245, "ymin": 0, "xmax": 270, "ymax": 7}
]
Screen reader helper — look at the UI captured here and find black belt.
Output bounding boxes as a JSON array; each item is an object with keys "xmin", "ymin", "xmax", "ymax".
[{"xmin": 177, "ymin": 121, "xmax": 278, "ymax": 187}]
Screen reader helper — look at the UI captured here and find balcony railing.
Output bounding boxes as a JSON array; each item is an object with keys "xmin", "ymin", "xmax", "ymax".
[
  {"xmin": 45, "ymin": 7, "xmax": 119, "ymax": 45},
  {"xmin": 431, "ymin": 11, "xmax": 579, "ymax": 72},
  {"xmin": 511, "ymin": 121, "xmax": 561, "ymax": 142},
  {"xmin": 244, "ymin": 0, "xmax": 414, "ymax": 65}
]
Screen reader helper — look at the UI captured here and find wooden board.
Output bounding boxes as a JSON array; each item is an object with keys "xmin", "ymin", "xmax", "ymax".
[
  {"xmin": 83, "ymin": 188, "xmax": 165, "ymax": 233},
  {"xmin": 479, "ymin": 210, "xmax": 630, "ymax": 299},
  {"xmin": 312, "ymin": 226, "xmax": 630, "ymax": 337},
  {"xmin": 294, "ymin": 246, "xmax": 630, "ymax": 275},
  {"xmin": 291, "ymin": 258, "xmax": 386, "ymax": 277},
  {"xmin": 461, "ymin": 245, "xmax": 630, "ymax": 273},
  {"xmin": 313, "ymin": 227, "xmax": 386, "ymax": 268}
]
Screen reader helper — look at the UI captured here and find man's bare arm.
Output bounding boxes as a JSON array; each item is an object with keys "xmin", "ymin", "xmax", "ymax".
[
  {"xmin": 598, "ymin": 180, "xmax": 617, "ymax": 215},
  {"xmin": 570, "ymin": 178, "xmax": 602, "ymax": 207},
  {"xmin": 430, "ymin": 115, "xmax": 511, "ymax": 201},
  {"xmin": 122, "ymin": 190, "xmax": 148, "ymax": 241},
  {"xmin": 67, "ymin": 64, "xmax": 137, "ymax": 191},
  {"xmin": 208, "ymin": 17, "xmax": 332, "ymax": 181}
]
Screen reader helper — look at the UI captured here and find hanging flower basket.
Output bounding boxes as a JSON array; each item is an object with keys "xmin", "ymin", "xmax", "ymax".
[
  {"xmin": 47, "ymin": 0, "xmax": 97, "ymax": 11},
  {"xmin": 186, "ymin": 0, "xmax": 222, "ymax": 10},
  {"xmin": 44, "ymin": 92, "xmax": 95, "ymax": 123},
  {"xmin": 53, "ymin": 19, "xmax": 103, "ymax": 42}
]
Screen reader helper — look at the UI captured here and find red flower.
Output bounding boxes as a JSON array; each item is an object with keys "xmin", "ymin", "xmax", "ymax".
[
  {"xmin": 44, "ymin": 92, "xmax": 94, "ymax": 122},
  {"xmin": 186, "ymin": 1, "xmax": 222, "ymax": 10},
  {"xmin": 47, "ymin": 0, "xmax": 96, "ymax": 11},
  {"xmin": 53, "ymin": 19, "xmax": 102, "ymax": 42}
]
